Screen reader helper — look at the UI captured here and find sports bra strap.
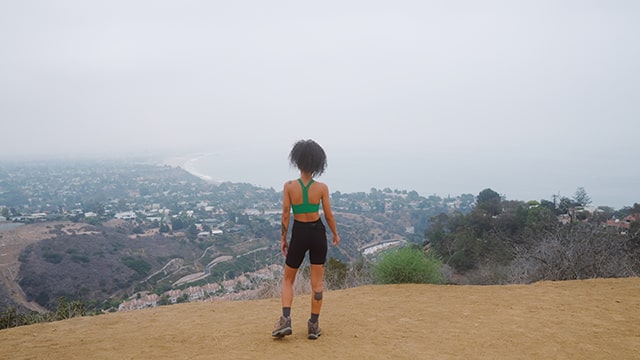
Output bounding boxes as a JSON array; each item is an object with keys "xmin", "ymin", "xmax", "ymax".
[
  {"xmin": 298, "ymin": 178, "xmax": 314, "ymax": 203},
  {"xmin": 292, "ymin": 179, "xmax": 320, "ymax": 214}
]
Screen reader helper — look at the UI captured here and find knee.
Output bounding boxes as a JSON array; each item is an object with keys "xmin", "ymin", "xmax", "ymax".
[
  {"xmin": 313, "ymin": 291, "xmax": 323, "ymax": 301},
  {"xmin": 283, "ymin": 266, "xmax": 298, "ymax": 286},
  {"xmin": 283, "ymin": 274, "xmax": 296, "ymax": 286}
]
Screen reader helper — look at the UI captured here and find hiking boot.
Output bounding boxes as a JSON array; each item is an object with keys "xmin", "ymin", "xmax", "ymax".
[
  {"xmin": 271, "ymin": 316, "xmax": 292, "ymax": 338},
  {"xmin": 307, "ymin": 319, "xmax": 322, "ymax": 340}
]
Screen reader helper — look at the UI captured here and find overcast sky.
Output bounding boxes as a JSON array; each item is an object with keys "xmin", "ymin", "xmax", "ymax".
[{"xmin": 1, "ymin": 1, "xmax": 638, "ymax": 208}]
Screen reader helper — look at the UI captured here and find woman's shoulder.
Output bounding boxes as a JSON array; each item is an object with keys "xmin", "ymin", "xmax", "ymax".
[
  {"xmin": 283, "ymin": 179, "xmax": 298, "ymax": 189},
  {"xmin": 283, "ymin": 178, "xmax": 328, "ymax": 190},
  {"xmin": 311, "ymin": 180, "xmax": 329, "ymax": 192}
]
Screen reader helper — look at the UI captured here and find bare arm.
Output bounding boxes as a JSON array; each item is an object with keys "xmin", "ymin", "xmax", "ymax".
[
  {"xmin": 281, "ymin": 182, "xmax": 291, "ymax": 255},
  {"xmin": 321, "ymin": 183, "xmax": 340, "ymax": 246}
]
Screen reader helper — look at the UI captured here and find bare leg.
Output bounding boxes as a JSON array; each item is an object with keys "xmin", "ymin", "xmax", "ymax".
[
  {"xmin": 273, "ymin": 265, "xmax": 297, "ymax": 337},
  {"xmin": 310, "ymin": 264, "xmax": 324, "ymax": 315},
  {"xmin": 281, "ymin": 265, "xmax": 298, "ymax": 309}
]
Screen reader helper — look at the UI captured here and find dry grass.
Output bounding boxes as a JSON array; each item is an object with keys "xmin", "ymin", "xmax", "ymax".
[{"xmin": 1, "ymin": 277, "xmax": 639, "ymax": 360}]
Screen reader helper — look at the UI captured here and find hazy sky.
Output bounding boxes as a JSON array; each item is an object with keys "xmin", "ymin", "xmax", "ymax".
[{"xmin": 1, "ymin": 1, "xmax": 638, "ymax": 208}]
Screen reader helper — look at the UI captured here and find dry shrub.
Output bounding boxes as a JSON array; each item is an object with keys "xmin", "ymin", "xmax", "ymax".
[{"xmin": 506, "ymin": 223, "xmax": 638, "ymax": 283}]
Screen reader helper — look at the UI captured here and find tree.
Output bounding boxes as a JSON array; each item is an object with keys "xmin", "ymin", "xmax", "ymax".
[
  {"xmin": 572, "ymin": 187, "xmax": 591, "ymax": 207},
  {"xmin": 539, "ymin": 199, "xmax": 556, "ymax": 212},
  {"xmin": 476, "ymin": 188, "xmax": 502, "ymax": 216},
  {"xmin": 186, "ymin": 224, "xmax": 199, "ymax": 240},
  {"xmin": 459, "ymin": 193, "xmax": 475, "ymax": 211},
  {"xmin": 407, "ymin": 190, "xmax": 420, "ymax": 202},
  {"xmin": 84, "ymin": 201, "xmax": 105, "ymax": 216},
  {"xmin": 425, "ymin": 213, "xmax": 454, "ymax": 255},
  {"xmin": 558, "ymin": 197, "xmax": 574, "ymax": 215},
  {"xmin": 159, "ymin": 222, "xmax": 171, "ymax": 234},
  {"xmin": 525, "ymin": 205, "xmax": 557, "ymax": 232},
  {"xmin": 171, "ymin": 218, "xmax": 185, "ymax": 231}
]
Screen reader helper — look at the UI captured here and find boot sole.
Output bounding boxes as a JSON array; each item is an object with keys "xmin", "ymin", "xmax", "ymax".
[{"xmin": 272, "ymin": 327, "xmax": 292, "ymax": 338}]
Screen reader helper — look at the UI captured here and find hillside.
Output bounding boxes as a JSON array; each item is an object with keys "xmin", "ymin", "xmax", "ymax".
[
  {"xmin": 7, "ymin": 221, "xmax": 232, "ymax": 311},
  {"xmin": 1, "ymin": 277, "xmax": 639, "ymax": 359},
  {"xmin": 1, "ymin": 210, "xmax": 413, "ymax": 313}
]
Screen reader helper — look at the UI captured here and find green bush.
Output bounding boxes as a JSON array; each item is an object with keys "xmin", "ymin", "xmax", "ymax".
[
  {"xmin": 121, "ymin": 256, "xmax": 152, "ymax": 276},
  {"xmin": 374, "ymin": 246, "xmax": 444, "ymax": 284},
  {"xmin": 42, "ymin": 252, "xmax": 64, "ymax": 264}
]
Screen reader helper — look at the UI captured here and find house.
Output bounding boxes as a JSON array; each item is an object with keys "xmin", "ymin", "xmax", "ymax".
[
  {"xmin": 167, "ymin": 290, "xmax": 182, "ymax": 304},
  {"xmin": 202, "ymin": 283, "xmax": 220, "ymax": 295},
  {"xmin": 605, "ymin": 213, "xmax": 640, "ymax": 233},
  {"xmin": 118, "ymin": 294, "xmax": 159, "ymax": 311},
  {"xmin": 184, "ymin": 286, "xmax": 204, "ymax": 301},
  {"xmin": 115, "ymin": 211, "xmax": 137, "ymax": 220}
]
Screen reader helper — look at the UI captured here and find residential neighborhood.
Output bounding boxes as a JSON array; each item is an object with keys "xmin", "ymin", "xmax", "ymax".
[
  {"xmin": 118, "ymin": 264, "xmax": 282, "ymax": 311},
  {"xmin": 1, "ymin": 160, "xmax": 638, "ymax": 315}
]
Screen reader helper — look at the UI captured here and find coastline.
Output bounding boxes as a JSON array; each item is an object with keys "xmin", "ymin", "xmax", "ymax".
[
  {"xmin": 157, "ymin": 153, "xmax": 635, "ymax": 209},
  {"xmin": 160, "ymin": 150, "xmax": 290, "ymax": 191},
  {"xmin": 161, "ymin": 154, "xmax": 219, "ymax": 184}
]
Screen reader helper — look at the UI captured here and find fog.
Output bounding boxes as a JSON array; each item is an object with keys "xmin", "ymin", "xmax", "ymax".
[{"xmin": 1, "ymin": 1, "xmax": 638, "ymax": 208}]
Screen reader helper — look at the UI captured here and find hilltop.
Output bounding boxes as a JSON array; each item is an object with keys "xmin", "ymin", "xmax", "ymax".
[{"xmin": 1, "ymin": 277, "xmax": 639, "ymax": 359}]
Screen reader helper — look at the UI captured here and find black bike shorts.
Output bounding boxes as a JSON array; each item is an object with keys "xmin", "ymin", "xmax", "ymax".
[{"xmin": 285, "ymin": 219, "xmax": 328, "ymax": 269}]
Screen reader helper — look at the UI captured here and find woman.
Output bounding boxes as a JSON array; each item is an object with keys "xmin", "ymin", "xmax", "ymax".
[{"xmin": 272, "ymin": 139, "xmax": 340, "ymax": 340}]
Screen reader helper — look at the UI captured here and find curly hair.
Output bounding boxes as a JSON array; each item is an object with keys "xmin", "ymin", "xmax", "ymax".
[{"xmin": 289, "ymin": 139, "xmax": 327, "ymax": 177}]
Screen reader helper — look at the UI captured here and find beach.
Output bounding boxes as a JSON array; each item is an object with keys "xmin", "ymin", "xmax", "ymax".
[{"xmin": 162, "ymin": 153, "xmax": 219, "ymax": 183}]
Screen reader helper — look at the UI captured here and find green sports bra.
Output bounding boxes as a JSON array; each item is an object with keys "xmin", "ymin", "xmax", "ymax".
[{"xmin": 291, "ymin": 179, "xmax": 320, "ymax": 214}]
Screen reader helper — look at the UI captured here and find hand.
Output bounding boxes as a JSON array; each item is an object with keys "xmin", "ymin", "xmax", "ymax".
[
  {"xmin": 280, "ymin": 239, "xmax": 288, "ymax": 256},
  {"xmin": 332, "ymin": 234, "xmax": 340, "ymax": 246}
]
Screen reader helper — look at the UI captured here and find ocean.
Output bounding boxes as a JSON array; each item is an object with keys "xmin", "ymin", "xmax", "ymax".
[
  {"xmin": 180, "ymin": 146, "xmax": 639, "ymax": 209},
  {"xmin": 179, "ymin": 146, "xmax": 452, "ymax": 195}
]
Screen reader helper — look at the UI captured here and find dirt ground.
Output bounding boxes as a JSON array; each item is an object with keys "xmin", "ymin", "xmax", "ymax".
[{"xmin": 1, "ymin": 277, "xmax": 639, "ymax": 360}]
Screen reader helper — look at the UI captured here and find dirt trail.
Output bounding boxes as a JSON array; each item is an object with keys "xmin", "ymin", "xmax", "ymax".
[{"xmin": 1, "ymin": 277, "xmax": 639, "ymax": 359}]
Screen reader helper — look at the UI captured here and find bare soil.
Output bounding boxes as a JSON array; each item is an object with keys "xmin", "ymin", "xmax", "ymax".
[{"xmin": 1, "ymin": 277, "xmax": 639, "ymax": 359}]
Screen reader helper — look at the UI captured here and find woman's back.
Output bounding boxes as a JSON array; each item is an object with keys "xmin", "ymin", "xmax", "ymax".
[{"xmin": 286, "ymin": 178, "xmax": 325, "ymax": 222}]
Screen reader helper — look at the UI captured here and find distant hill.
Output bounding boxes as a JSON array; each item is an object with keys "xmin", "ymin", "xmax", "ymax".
[
  {"xmin": 1, "ymin": 278, "xmax": 639, "ymax": 359},
  {"xmin": 17, "ymin": 222, "xmax": 207, "ymax": 310}
]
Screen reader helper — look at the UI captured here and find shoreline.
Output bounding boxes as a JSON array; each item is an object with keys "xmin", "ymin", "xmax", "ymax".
[
  {"xmin": 161, "ymin": 154, "xmax": 220, "ymax": 184},
  {"xmin": 156, "ymin": 154, "xmax": 635, "ymax": 209}
]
